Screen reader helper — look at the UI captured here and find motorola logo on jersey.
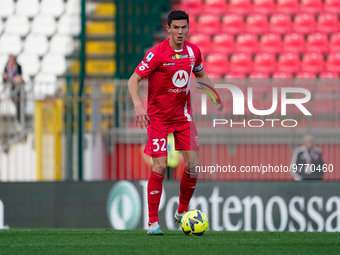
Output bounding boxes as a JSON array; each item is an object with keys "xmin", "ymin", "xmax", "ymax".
[{"xmin": 172, "ymin": 70, "xmax": 189, "ymax": 88}]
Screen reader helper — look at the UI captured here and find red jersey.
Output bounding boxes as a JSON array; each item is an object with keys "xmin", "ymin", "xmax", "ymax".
[{"xmin": 135, "ymin": 38, "xmax": 203, "ymax": 123}]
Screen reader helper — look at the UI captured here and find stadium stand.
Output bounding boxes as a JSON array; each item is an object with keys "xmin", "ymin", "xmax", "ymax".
[
  {"xmin": 299, "ymin": 0, "xmax": 322, "ymax": 14},
  {"xmin": 221, "ymin": 13, "xmax": 244, "ymax": 34},
  {"xmin": 252, "ymin": 0, "xmax": 275, "ymax": 15},
  {"xmin": 306, "ymin": 33, "xmax": 328, "ymax": 52},
  {"xmin": 259, "ymin": 33, "xmax": 282, "ymax": 53}
]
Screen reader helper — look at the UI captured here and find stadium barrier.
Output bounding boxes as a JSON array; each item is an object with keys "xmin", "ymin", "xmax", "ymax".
[
  {"xmin": 0, "ymin": 181, "xmax": 339, "ymax": 232},
  {"xmin": 0, "ymin": 78, "xmax": 339, "ymax": 181}
]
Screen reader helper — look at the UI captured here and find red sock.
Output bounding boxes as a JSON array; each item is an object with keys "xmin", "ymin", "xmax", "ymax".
[
  {"xmin": 147, "ymin": 171, "xmax": 164, "ymax": 225},
  {"xmin": 178, "ymin": 168, "xmax": 197, "ymax": 214}
]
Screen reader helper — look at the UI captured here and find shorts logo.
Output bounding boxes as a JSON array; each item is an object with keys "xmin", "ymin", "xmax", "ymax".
[
  {"xmin": 172, "ymin": 70, "xmax": 189, "ymax": 88},
  {"xmin": 195, "ymin": 136, "xmax": 199, "ymax": 146},
  {"xmin": 145, "ymin": 52, "xmax": 154, "ymax": 62}
]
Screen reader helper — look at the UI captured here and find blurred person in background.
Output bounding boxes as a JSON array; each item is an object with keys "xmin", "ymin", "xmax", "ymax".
[
  {"xmin": 290, "ymin": 134, "xmax": 325, "ymax": 181},
  {"xmin": 2, "ymin": 55, "xmax": 24, "ymax": 128}
]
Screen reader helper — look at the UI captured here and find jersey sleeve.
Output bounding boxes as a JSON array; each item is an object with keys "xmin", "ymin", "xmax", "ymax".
[
  {"xmin": 193, "ymin": 47, "xmax": 203, "ymax": 73},
  {"xmin": 134, "ymin": 50, "xmax": 160, "ymax": 79}
]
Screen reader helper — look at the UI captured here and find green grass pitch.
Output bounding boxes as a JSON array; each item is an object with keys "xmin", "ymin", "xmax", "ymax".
[{"xmin": 0, "ymin": 229, "xmax": 339, "ymax": 255}]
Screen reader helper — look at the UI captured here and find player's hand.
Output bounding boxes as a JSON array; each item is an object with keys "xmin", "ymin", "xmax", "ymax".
[
  {"xmin": 134, "ymin": 105, "xmax": 150, "ymax": 129},
  {"xmin": 216, "ymin": 98, "xmax": 224, "ymax": 112}
]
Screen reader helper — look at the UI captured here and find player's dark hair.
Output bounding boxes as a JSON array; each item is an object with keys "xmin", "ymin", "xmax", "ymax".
[{"xmin": 168, "ymin": 10, "xmax": 189, "ymax": 27}]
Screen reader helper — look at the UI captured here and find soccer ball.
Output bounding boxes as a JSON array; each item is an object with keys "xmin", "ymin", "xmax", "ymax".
[{"xmin": 181, "ymin": 210, "xmax": 209, "ymax": 236}]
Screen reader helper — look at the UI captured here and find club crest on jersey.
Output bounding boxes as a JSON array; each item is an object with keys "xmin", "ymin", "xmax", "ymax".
[
  {"xmin": 172, "ymin": 54, "xmax": 189, "ymax": 60},
  {"xmin": 145, "ymin": 52, "xmax": 154, "ymax": 62},
  {"xmin": 172, "ymin": 70, "xmax": 189, "ymax": 88}
]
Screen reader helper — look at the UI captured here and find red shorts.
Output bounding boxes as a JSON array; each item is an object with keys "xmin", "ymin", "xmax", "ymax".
[{"xmin": 144, "ymin": 121, "xmax": 199, "ymax": 157}]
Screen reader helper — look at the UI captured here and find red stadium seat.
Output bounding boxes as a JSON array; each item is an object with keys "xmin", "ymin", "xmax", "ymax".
[
  {"xmin": 205, "ymin": 53, "xmax": 229, "ymax": 76},
  {"xmin": 276, "ymin": 0, "xmax": 299, "ymax": 14},
  {"xmin": 189, "ymin": 18, "xmax": 197, "ymax": 33},
  {"xmin": 324, "ymin": 0, "xmax": 340, "ymax": 14},
  {"xmin": 225, "ymin": 72, "xmax": 247, "ymax": 78},
  {"xmin": 229, "ymin": 52, "xmax": 252, "ymax": 73},
  {"xmin": 269, "ymin": 13, "xmax": 292, "ymax": 34},
  {"xmin": 302, "ymin": 52, "xmax": 324, "ymax": 72},
  {"xmin": 203, "ymin": 0, "xmax": 227, "ymax": 15},
  {"xmin": 204, "ymin": 70, "xmax": 224, "ymax": 78},
  {"xmin": 316, "ymin": 12, "xmax": 339, "ymax": 34},
  {"xmin": 272, "ymin": 71, "xmax": 293, "ymax": 78},
  {"xmin": 306, "ymin": 33, "xmax": 328, "ymax": 53},
  {"xmin": 277, "ymin": 52, "xmax": 300, "ymax": 73},
  {"xmin": 235, "ymin": 33, "xmax": 258, "ymax": 53},
  {"xmin": 188, "ymin": 33, "xmax": 211, "ymax": 54},
  {"xmin": 197, "ymin": 13, "xmax": 220, "ymax": 35},
  {"xmin": 283, "ymin": 32, "xmax": 305, "ymax": 52},
  {"xmin": 253, "ymin": 52, "xmax": 276, "ymax": 73},
  {"xmin": 295, "ymin": 71, "xmax": 317, "ymax": 78},
  {"xmin": 181, "ymin": 0, "xmax": 203, "ymax": 16},
  {"xmin": 228, "ymin": 0, "xmax": 251, "ymax": 15},
  {"xmin": 249, "ymin": 71, "xmax": 270, "ymax": 78},
  {"xmin": 259, "ymin": 33, "xmax": 282, "ymax": 53},
  {"xmin": 329, "ymin": 33, "xmax": 340, "ymax": 51},
  {"xmin": 326, "ymin": 51, "xmax": 340, "ymax": 72},
  {"xmin": 211, "ymin": 33, "xmax": 235, "ymax": 54},
  {"xmin": 221, "ymin": 13, "xmax": 244, "ymax": 34},
  {"xmin": 299, "ymin": 0, "xmax": 322, "ymax": 14},
  {"xmin": 319, "ymin": 71, "xmax": 339, "ymax": 78},
  {"xmin": 245, "ymin": 13, "xmax": 268, "ymax": 34},
  {"xmin": 293, "ymin": 13, "xmax": 315, "ymax": 34},
  {"xmin": 252, "ymin": 0, "xmax": 275, "ymax": 15}
]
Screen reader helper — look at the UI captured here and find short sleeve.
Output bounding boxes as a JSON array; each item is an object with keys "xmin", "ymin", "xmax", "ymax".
[
  {"xmin": 193, "ymin": 48, "xmax": 203, "ymax": 73},
  {"xmin": 135, "ymin": 50, "xmax": 160, "ymax": 79}
]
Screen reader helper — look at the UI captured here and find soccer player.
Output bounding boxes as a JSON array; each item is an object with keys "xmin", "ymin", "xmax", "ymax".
[{"xmin": 128, "ymin": 10, "xmax": 219, "ymax": 235}]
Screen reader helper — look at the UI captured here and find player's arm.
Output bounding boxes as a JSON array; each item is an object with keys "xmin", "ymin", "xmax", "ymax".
[
  {"xmin": 127, "ymin": 72, "xmax": 150, "ymax": 129},
  {"xmin": 194, "ymin": 69, "xmax": 224, "ymax": 111}
]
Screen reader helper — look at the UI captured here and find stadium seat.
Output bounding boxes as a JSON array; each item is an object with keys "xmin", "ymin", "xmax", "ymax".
[
  {"xmin": 329, "ymin": 33, "xmax": 340, "ymax": 51},
  {"xmin": 16, "ymin": 0, "xmax": 39, "ymax": 18},
  {"xmin": 205, "ymin": 53, "xmax": 228, "ymax": 76},
  {"xmin": 272, "ymin": 71, "xmax": 293, "ymax": 78},
  {"xmin": 0, "ymin": 0, "xmax": 15, "ymax": 18},
  {"xmin": 293, "ymin": 13, "xmax": 315, "ymax": 34},
  {"xmin": 259, "ymin": 33, "xmax": 282, "ymax": 53},
  {"xmin": 276, "ymin": 0, "xmax": 299, "ymax": 14},
  {"xmin": 316, "ymin": 13, "xmax": 339, "ymax": 34},
  {"xmin": 203, "ymin": 0, "xmax": 227, "ymax": 15},
  {"xmin": 50, "ymin": 34, "xmax": 75, "ymax": 56},
  {"xmin": 180, "ymin": 0, "xmax": 203, "ymax": 16},
  {"xmin": 58, "ymin": 14, "xmax": 81, "ymax": 36},
  {"xmin": 189, "ymin": 18, "xmax": 197, "ymax": 34},
  {"xmin": 283, "ymin": 32, "xmax": 305, "ymax": 52},
  {"xmin": 229, "ymin": 52, "xmax": 252, "ymax": 73},
  {"xmin": 31, "ymin": 15, "xmax": 57, "ymax": 37},
  {"xmin": 188, "ymin": 33, "xmax": 211, "ymax": 54},
  {"xmin": 324, "ymin": 0, "xmax": 340, "ymax": 14},
  {"xmin": 252, "ymin": 0, "xmax": 275, "ymax": 15},
  {"xmin": 245, "ymin": 13, "xmax": 268, "ymax": 34},
  {"xmin": 269, "ymin": 13, "xmax": 292, "ymax": 34},
  {"xmin": 197, "ymin": 14, "xmax": 220, "ymax": 35},
  {"xmin": 211, "ymin": 33, "xmax": 234, "ymax": 54},
  {"xmin": 236, "ymin": 33, "xmax": 258, "ymax": 53},
  {"xmin": 299, "ymin": 0, "xmax": 322, "ymax": 14},
  {"xmin": 23, "ymin": 34, "xmax": 49, "ymax": 56},
  {"xmin": 225, "ymin": 72, "xmax": 247, "ymax": 78},
  {"xmin": 306, "ymin": 33, "xmax": 328, "ymax": 53},
  {"xmin": 249, "ymin": 71, "xmax": 270, "ymax": 78},
  {"xmin": 228, "ymin": 0, "xmax": 251, "ymax": 15},
  {"xmin": 277, "ymin": 52, "xmax": 300, "ymax": 73},
  {"xmin": 253, "ymin": 52, "xmax": 276, "ymax": 73},
  {"xmin": 40, "ymin": 0, "xmax": 65, "ymax": 18},
  {"xmin": 0, "ymin": 34, "xmax": 22, "ymax": 55},
  {"xmin": 204, "ymin": 71, "xmax": 223, "ymax": 78},
  {"xmin": 301, "ymin": 52, "xmax": 324, "ymax": 72},
  {"xmin": 66, "ymin": 0, "xmax": 81, "ymax": 15},
  {"xmin": 34, "ymin": 73, "xmax": 58, "ymax": 98},
  {"xmin": 221, "ymin": 13, "xmax": 244, "ymax": 34},
  {"xmin": 295, "ymin": 71, "xmax": 316, "ymax": 78},
  {"xmin": 319, "ymin": 71, "xmax": 339, "ymax": 78},
  {"xmin": 5, "ymin": 15, "xmax": 30, "ymax": 37},
  {"xmin": 17, "ymin": 53, "xmax": 40, "ymax": 76},
  {"xmin": 326, "ymin": 51, "xmax": 340, "ymax": 73},
  {"xmin": 41, "ymin": 53, "xmax": 67, "ymax": 75}
]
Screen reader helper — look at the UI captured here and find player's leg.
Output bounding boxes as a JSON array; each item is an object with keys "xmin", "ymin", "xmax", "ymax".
[{"xmin": 176, "ymin": 150, "xmax": 199, "ymax": 220}]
